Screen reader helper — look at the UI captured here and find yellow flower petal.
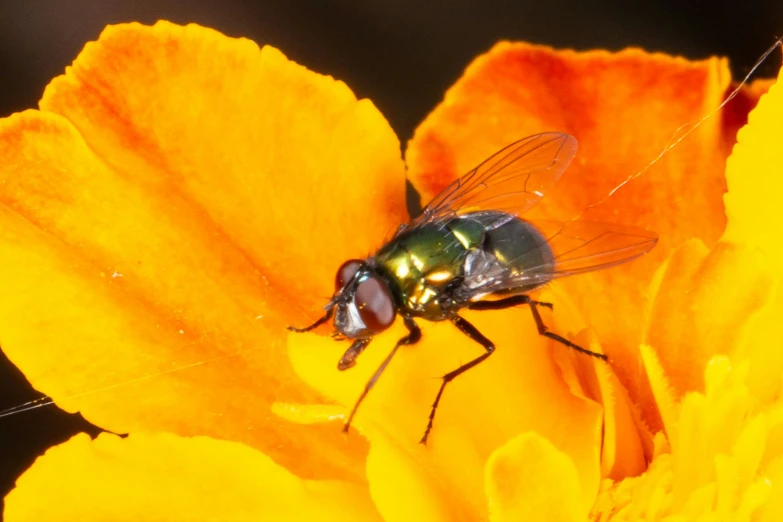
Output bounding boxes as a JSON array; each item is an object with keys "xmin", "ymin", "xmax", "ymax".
[
  {"xmin": 640, "ymin": 344, "xmax": 679, "ymax": 446},
  {"xmin": 288, "ymin": 306, "xmax": 604, "ymax": 519},
  {"xmin": 366, "ymin": 431, "xmax": 460, "ymax": 522},
  {"xmin": 645, "ymin": 240, "xmax": 774, "ymax": 397},
  {"xmin": 590, "ymin": 58, "xmax": 783, "ymax": 522},
  {"xmin": 485, "ymin": 432, "xmax": 585, "ymax": 522},
  {"xmin": 758, "ymin": 457, "xmax": 783, "ymax": 521},
  {"xmin": 723, "ymin": 62, "xmax": 783, "ymax": 405},
  {"xmin": 594, "ymin": 356, "xmax": 781, "ymax": 520},
  {"xmin": 725, "ymin": 63, "xmax": 783, "ymax": 249},
  {"xmin": 4, "ymin": 432, "xmax": 382, "ymax": 521}
]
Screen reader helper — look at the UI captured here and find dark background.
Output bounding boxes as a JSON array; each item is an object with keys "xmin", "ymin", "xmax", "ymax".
[{"xmin": 0, "ymin": 0, "xmax": 781, "ymax": 514}]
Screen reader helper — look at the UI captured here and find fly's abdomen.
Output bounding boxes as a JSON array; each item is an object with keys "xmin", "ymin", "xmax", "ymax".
[{"xmin": 466, "ymin": 211, "xmax": 555, "ymax": 294}]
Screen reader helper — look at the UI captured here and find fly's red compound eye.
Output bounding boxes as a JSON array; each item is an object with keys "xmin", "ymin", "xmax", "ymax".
[
  {"xmin": 354, "ymin": 276, "xmax": 395, "ymax": 333},
  {"xmin": 335, "ymin": 259, "xmax": 362, "ymax": 291}
]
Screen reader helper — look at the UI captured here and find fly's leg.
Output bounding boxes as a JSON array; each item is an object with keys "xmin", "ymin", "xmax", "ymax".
[
  {"xmin": 338, "ymin": 338, "xmax": 371, "ymax": 370},
  {"xmin": 287, "ymin": 307, "xmax": 334, "ymax": 333},
  {"xmin": 343, "ymin": 316, "xmax": 421, "ymax": 434},
  {"xmin": 469, "ymin": 295, "xmax": 607, "ymax": 361},
  {"xmin": 527, "ymin": 299, "xmax": 607, "ymax": 360},
  {"xmin": 420, "ymin": 314, "xmax": 494, "ymax": 445},
  {"xmin": 468, "ymin": 295, "xmax": 552, "ymax": 311}
]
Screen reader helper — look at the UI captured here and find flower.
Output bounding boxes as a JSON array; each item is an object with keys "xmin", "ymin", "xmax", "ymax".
[{"xmin": 1, "ymin": 20, "xmax": 781, "ymax": 521}]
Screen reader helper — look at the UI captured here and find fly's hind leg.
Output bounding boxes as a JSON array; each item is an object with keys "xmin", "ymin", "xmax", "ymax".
[
  {"xmin": 420, "ymin": 314, "xmax": 495, "ymax": 445},
  {"xmin": 468, "ymin": 294, "xmax": 551, "ymax": 311},
  {"xmin": 468, "ymin": 295, "xmax": 607, "ymax": 361},
  {"xmin": 527, "ymin": 299, "xmax": 607, "ymax": 361}
]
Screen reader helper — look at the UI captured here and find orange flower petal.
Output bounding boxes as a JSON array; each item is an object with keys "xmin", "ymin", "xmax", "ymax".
[
  {"xmin": 405, "ymin": 43, "xmax": 770, "ymax": 414},
  {"xmin": 568, "ymin": 346, "xmax": 652, "ymax": 480},
  {"xmin": 289, "ymin": 305, "xmax": 604, "ymax": 519},
  {"xmin": 0, "ymin": 21, "xmax": 406, "ymax": 479},
  {"xmin": 4, "ymin": 433, "xmax": 382, "ymax": 521},
  {"xmin": 485, "ymin": 432, "xmax": 585, "ymax": 522},
  {"xmin": 598, "ymin": 367, "xmax": 653, "ymax": 480}
]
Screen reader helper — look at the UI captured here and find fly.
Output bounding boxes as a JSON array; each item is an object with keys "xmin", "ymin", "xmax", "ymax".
[
  {"xmin": 0, "ymin": 134, "xmax": 654, "ymax": 436},
  {"xmin": 289, "ymin": 132, "xmax": 658, "ymax": 444}
]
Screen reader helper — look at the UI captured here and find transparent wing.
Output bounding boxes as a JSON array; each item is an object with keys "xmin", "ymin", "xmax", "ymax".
[
  {"xmin": 542, "ymin": 220, "xmax": 658, "ymax": 279},
  {"xmin": 404, "ymin": 132, "xmax": 577, "ymax": 233},
  {"xmin": 470, "ymin": 220, "xmax": 658, "ymax": 294}
]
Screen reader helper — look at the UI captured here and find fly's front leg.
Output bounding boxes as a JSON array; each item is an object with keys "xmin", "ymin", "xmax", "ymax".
[
  {"xmin": 287, "ymin": 307, "xmax": 334, "ymax": 333},
  {"xmin": 338, "ymin": 338, "xmax": 371, "ymax": 370},
  {"xmin": 420, "ymin": 314, "xmax": 494, "ymax": 445},
  {"xmin": 343, "ymin": 316, "xmax": 421, "ymax": 434}
]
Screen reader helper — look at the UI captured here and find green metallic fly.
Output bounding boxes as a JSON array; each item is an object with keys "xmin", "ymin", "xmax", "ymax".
[{"xmin": 289, "ymin": 132, "xmax": 657, "ymax": 444}]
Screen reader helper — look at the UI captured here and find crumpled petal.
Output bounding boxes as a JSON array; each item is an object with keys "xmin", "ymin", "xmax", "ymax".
[
  {"xmin": 553, "ymin": 328, "xmax": 652, "ymax": 480},
  {"xmin": 0, "ymin": 21, "xmax": 407, "ymax": 479},
  {"xmin": 4, "ymin": 433, "xmax": 382, "ymax": 521}
]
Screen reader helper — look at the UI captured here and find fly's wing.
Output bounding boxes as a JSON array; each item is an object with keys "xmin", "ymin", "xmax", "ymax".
[
  {"xmin": 543, "ymin": 221, "xmax": 658, "ymax": 279},
  {"xmin": 402, "ymin": 133, "xmax": 577, "ymax": 233},
  {"xmin": 467, "ymin": 220, "xmax": 658, "ymax": 295}
]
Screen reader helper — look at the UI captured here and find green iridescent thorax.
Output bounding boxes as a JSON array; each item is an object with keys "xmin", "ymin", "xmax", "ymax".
[
  {"xmin": 374, "ymin": 218, "xmax": 485, "ymax": 318},
  {"xmin": 372, "ymin": 211, "xmax": 555, "ymax": 320}
]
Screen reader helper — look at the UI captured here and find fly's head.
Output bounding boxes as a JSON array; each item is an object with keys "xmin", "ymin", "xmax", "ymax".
[{"xmin": 328, "ymin": 259, "xmax": 396, "ymax": 339}]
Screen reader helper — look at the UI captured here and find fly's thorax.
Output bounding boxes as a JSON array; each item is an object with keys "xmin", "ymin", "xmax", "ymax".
[
  {"xmin": 371, "ymin": 212, "xmax": 556, "ymax": 318},
  {"xmin": 374, "ymin": 221, "xmax": 481, "ymax": 318}
]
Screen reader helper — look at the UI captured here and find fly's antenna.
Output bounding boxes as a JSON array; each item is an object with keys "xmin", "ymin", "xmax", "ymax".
[{"xmin": 568, "ymin": 35, "xmax": 783, "ymax": 224}]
